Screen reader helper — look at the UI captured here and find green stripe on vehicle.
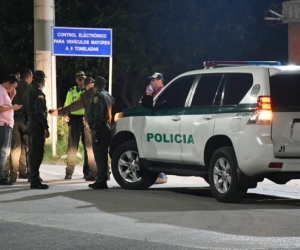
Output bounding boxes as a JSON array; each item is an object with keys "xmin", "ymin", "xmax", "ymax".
[{"xmin": 122, "ymin": 104, "xmax": 257, "ymax": 117}]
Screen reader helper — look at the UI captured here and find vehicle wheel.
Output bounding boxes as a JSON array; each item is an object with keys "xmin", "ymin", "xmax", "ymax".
[
  {"xmin": 208, "ymin": 147, "xmax": 247, "ymax": 203},
  {"xmin": 111, "ymin": 140, "xmax": 157, "ymax": 190}
]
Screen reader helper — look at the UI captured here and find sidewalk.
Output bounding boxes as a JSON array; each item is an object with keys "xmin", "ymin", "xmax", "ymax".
[{"xmin": 12, "ymin": 163, "xmax": 300, "ymax": 199}]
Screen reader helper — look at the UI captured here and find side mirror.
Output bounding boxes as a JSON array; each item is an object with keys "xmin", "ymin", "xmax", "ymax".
[{"xmin": 141, "ymin": 95, "xmax": 153, "ymax": 109}]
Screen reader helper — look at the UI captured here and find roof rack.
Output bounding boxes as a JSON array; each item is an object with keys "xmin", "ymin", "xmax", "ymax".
[{"xmin": 203, "ymin": 61, "xmax": 281, "ymax": 69}]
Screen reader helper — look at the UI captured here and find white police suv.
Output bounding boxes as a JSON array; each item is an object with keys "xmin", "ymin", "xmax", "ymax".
[{"xmin": 110, "ymin": 61, "xmax": 300, "ymax": 203}]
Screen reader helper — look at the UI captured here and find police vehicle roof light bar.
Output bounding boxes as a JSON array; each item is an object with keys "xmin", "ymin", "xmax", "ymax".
[{"xmin": 203, "ymin": 61, "xmax": 281, "ymax": 68}]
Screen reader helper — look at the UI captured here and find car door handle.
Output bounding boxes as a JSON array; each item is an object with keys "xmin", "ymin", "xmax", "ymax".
[
  {"xmin": 171, "ymin": 116, "xmax": 181, "ymax": 121},
  {"xmin": 204, "ymin": 115, "xmax": 215, "ymax": 120}
]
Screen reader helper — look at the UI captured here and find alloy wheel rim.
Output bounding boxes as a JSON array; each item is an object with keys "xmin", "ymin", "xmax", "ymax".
[
  {"xmin": 213, "ymin": 157, "xmax": 232, "ymax": 193},
  {"xmin": 118, "ymin": 150, "xmax": 141, "ymax": 183}
]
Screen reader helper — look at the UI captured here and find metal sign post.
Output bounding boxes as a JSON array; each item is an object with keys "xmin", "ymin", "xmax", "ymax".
[{"xmin": 51, "ymin": 27, "xmax": 113, "ymax": 156}]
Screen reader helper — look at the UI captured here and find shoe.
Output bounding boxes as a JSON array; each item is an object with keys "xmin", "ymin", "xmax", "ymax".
[
  {"xmin": 28, "ymin": 176, "xmax": 43, "ymax": 182},
  {"xmin": 83, "ymin": 174, "xmax": 88, "ymax": 179},
  {"xmin": 64, "ymin": 174, "xmax": 72, "ymax": 180},
  {"xmin": 30, "ymin": 182, "xmax": 49, "ymax": 189},
  {"xmin": 155, "ymin": 173, "xmax": 168, "ymax": 184},
  {"xmin": 18, "ymin": 173, "xmax": 28, "ymax": 179},
  {"xmin": 85, "ymin": 176, "xmax": 96, "ymax": 181},
  {"xmin": 88, "ymin": 181, "xmax": 108, "ymax": 189},
  {"xmin": 10, "ymin": 178, "xmax": 17, "ymax": 184},
  {"xmin": 0, "ymin": 178, "xmax": 13, "ymax": 185},
  {"xmin": 155, "ymin": 177, "xmax": 168, "ymax": 184}
]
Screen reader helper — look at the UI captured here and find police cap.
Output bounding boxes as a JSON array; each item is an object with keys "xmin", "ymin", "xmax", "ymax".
[
  {"xmin": 33, "ymin": 70, "xmax": 47, "ymax": 80},
  {"xmin": 94, "ymin": 76, "xmax": 106, "ymax": 88},
  {"xmin": 84, "ymin": 77, "xmax": 95, "ymax": 86},
  {"xmin": 75, "ymin": 71, "xmax": 86, "ymax": 78}
]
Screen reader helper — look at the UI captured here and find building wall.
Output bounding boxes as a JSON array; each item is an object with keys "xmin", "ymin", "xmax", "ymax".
[{"xmin": 289, "ymin": 23, "xmax": 300, "ymax": 64}]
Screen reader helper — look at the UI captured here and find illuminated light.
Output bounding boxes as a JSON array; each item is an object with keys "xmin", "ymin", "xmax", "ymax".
[
  {"xmin": 268, "ymin": 162, "xmax": 283, "ymax": 169},
  {"xmin": 257, "ymin": 96, "xmax": 272, "ymax": 110},
  {"xmin": 261, "ymin": 103, "xmax": 271, "ymax": 110},
  {"xmin": 114, "ymin": 112, "xmax": 123, "ymax": 122},
  {"xmin": 281, "ymin": 65, "xmax": 300, "ymax": 71},
  {"xmin": 257, "ymin": 96, "xmax": 272, "ymax": 124},
  {"xmin": 203, "ymin": 61, "xmax": 281, "ymax": 68},
  {"xmin": 260, "ymin": 96, "xmax": 271, "ymax": 103},
  {"xmin": 257, "ymin": 110, "xmax": 273, "ymax": 123}
]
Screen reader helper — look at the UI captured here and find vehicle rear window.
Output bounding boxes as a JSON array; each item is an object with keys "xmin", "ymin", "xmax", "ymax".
[
  {"xmin": 222, "ymin": 73, "xmax": 253, "ymax": 105},
  {"xmin": 270, "ymin": 74, "xmax": 300, "ymax": 108}
]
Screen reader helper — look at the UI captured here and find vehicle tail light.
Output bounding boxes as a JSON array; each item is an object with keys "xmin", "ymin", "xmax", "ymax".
[
  {"xmin": 268, "ymin": 162, "xmax": 283, "ymax": 169},
  {"xmin": 257, "ymin": 96, "xmax": 272, "ymax": 124}
]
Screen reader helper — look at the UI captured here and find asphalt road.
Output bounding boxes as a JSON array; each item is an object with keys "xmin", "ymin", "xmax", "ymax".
[{"xmin": 1, "ymin": 164, "xmax": 300, "ymax": 250}]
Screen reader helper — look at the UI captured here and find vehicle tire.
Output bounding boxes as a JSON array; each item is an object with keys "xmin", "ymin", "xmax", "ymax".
[
  {"xmin": 111, "ymin": 140, "xmax": 157, "ymax": 190},
  {"xmin": 208, "ymin": 147, "xmax": 247, "ymax": 203}
]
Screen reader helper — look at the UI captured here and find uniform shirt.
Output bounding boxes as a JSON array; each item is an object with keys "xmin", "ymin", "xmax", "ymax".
[
  {"xmin": 23, "ymin": 83, "xmax": 49, "ymax": 130},
  {"xmin": 0, "ymin": 84, "xmax": 13, "ymax": 128},
  {"xmin": 12, "ymin": 79, "xmax": 29, "ymax": 117},
  {"xmin": 88, "ymin": 88, "xmax": 114, "ymax": 130},
  {"xmin": 64, "ymin": 86, "xmax": 85, "ymax": 116},
  {"xmin": 58, "ymin": 88, "xmax": 94, "ymax": 121}
]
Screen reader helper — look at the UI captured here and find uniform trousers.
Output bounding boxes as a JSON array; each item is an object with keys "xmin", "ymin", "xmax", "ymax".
[
  {"xmin": 92, "ymin": 124, "xmax": 111, "ymax": 183},
  {"xmin": 66, "ymin": 115, "xmax": 97, "ymax": 177},
  {"xmin": 26, "ymin": 121, "xmax": 45, "ymax": 184}
]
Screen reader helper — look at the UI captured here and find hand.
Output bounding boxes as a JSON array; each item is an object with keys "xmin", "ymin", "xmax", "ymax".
[
  {"xmin": 44, "ymin": 129, "xmax": 50, "ymax": 138},
  {"xmin": 12, "ymin": 104, "xmax": 22, "ymax": 110},
  {"xmin": 10, "ymin": 89, "xmax": 16, "ymax": 99},
  {"xmin": 50, "ymin": 109, "xmax": 58, "ymax": 116},
  {"xmin": 146, "ymin": 86, "xmax": 154, "ymax": 95},
  {"xmin": 63, "ymin": 115, "xmax": 70, "ymax": 122}
]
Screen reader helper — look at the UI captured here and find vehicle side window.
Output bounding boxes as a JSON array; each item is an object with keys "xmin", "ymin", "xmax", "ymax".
[
  {"xmin": 155, "ymin": 75, "xmax": 196, "ymax": 109},
  {"xmin": 191, "ymin": 74, "xmax": 223, "ymax": 106},
  {"xmin": 222, "ymin": 73, "xmax": 253, "ymax": 105}
]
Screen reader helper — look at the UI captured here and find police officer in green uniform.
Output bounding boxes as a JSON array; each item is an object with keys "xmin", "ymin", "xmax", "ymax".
[
  {"xmin": 50, "ymin": 77, "xmax": 98, "ymax": 179},
  {"xmin": 63, "ymin": 71, "xmax": 92, "ymax": 180},
  {"xmin": 23, "ymin": 70, "xmax": 49, "ymax": 189},
  {"xmin": 87, "ymin": 76, "xmax": 114, "ymax": 189}
]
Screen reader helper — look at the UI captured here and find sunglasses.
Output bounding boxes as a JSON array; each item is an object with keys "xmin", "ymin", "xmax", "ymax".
[{"xmin": 77, "ymin": 77, "xmax": 85, "ymax": 81}]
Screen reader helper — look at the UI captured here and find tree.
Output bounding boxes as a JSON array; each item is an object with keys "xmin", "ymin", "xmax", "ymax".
[
  {"xmin": 0, "ymin": 0, "xmax": 34, "ymax": 77},
  {"xmin": 0, "ymin": 0, "xmax": 287, "ymax": 109}
]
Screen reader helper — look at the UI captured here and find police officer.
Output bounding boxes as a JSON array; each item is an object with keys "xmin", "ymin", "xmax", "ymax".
[
  {"xmin": 50, "ymin": 77, "xmax": 98, "ymax": 179},
  {"xmin": 23, "ymin": 70, "xmax": 49, "ymax": 189},
  {"xmin": 87, "ymin": 76, "xmax": 114, "ymax": 189},
  {"xmin": 63, "ymin": 71, "xmax": 90, "ymax": 180}
]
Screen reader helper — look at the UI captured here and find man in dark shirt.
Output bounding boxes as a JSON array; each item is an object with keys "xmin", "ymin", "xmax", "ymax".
[
  {"xmin": 50, "ymin": 77, "xmax": 98, "ymax": 179},
  {"xmin": 87, "ymin": 76, "xmax": 114, "ymax": 189},
  {"xmin": 23, "ymin": 70, "xmax": 49, "ymax": 189},
  {"xmin": 146, "ymin": 72, "xmax": 168, "ymax": 184},
  {"xmin": 5, "ymin": 69, "xmax": 33, "ymax": 182}
]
